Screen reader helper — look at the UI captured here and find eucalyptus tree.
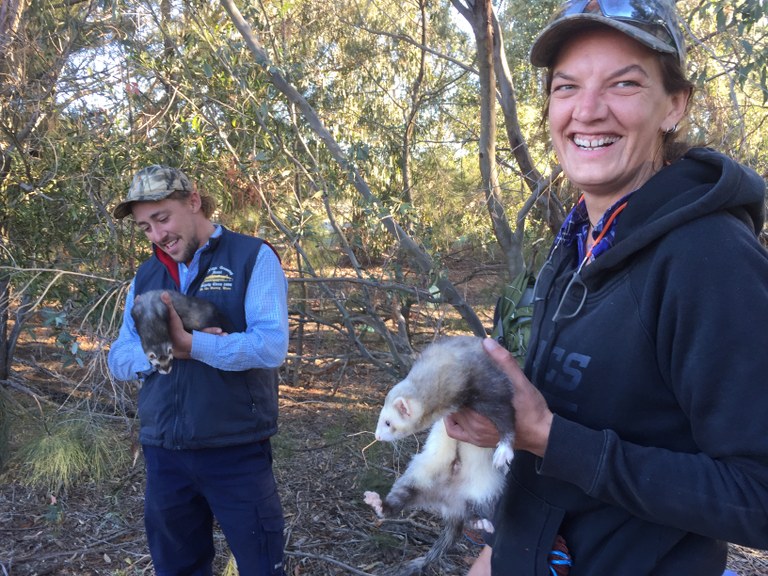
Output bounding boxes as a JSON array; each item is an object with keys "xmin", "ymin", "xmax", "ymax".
[
  {"xmin": 192, "ymin": 0, "xmax": 768, "ymax": 371},
  {"xmin": 219, "ymin": 0, "xmax": 500, "ymax": 372},
  {"xmin": 0, "ymin": 0, "xmax": 143, "ymax": 484},
  {"xmin": 1, "ymin": 0, "xmax": 765, "ymax": 383},
  {"xmin": 6, "ymin": 0, "xmax": 489, "ymax": 373},
  {"xmin": 0, "ymin": 0, "xmax": 136, "ymax": 380},
  {"xmin": 684, "ymin": 0, "xmax": 768, "ymax": 175}
]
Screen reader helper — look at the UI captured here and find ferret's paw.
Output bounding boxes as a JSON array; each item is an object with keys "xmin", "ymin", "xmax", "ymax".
[
  {"xmin": 492, "ymin": 443, "xmax": 514, "ymax": 472},
  {"xmin": 471, "ymin": 518, "xmax": 495, "ymax": 533},
  {"xmin": 363, "ymin": 491, "xmax": 384, "ymax": 517}
]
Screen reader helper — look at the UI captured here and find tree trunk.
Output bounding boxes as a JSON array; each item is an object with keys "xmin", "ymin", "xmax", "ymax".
[
  {"xmin": 453, "ymin": 0, "xmax": 521, "ymax": 278},
  {"xmin": 0, "ymin": 278, "xmax": 9, "ymax": 381}
]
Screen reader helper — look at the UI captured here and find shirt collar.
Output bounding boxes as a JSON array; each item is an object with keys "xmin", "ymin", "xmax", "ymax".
[{"xmin": 553, "ymin": 194, "xmax": 634, "ymax": 262}]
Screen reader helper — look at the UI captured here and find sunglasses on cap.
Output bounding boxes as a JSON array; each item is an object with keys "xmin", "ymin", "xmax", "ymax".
[
  {"xmin": 561, "ymin": 0, "xmax": 682, "ymax": 54},
  {"xmin": 530, "ymin": 0, "xmax": 686, "ymax": 67}
]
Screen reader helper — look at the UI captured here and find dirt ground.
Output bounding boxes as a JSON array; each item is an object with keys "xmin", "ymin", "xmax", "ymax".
[
  {"xmin": 0, "ymin": 354, "xmax": 486, "ymax": 576},
  {"xmin": 1, "ymin": 354, "xmax": 768, "ymax": 576},
  {"xmin": 1, "ymin": 254, "xmax": 767, "ymax": 575}
]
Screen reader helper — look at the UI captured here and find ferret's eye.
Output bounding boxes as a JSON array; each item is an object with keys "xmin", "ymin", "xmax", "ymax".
[
  {"xmin": 148, "ymin": 353, "xmax": 157, "ymax": 360},
  {"xmin": 385, "ymin": 420, "xmax": 391, "ymax": 428}
]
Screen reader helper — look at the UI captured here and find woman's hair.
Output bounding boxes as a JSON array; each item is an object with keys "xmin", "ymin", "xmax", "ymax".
[
  {"xmin": 656, "ymin": 53, "xmax": 695, "ymax": 163},
  {"xmin": 541, "ymin": 36, "xmax": 696, "ymax": 164}
]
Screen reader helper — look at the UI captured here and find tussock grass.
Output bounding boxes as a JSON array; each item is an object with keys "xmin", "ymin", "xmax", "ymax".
[
  {"xmin": 222, "ymin": 554, "xmax": 239, "ymax": 576},
  {"xmin": 17, "ymin": 414, "xmax": 129, "ymax": 492}
]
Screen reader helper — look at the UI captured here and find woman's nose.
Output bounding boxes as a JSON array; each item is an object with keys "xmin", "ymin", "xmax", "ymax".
[{"xmin": 573, "ymin": 88, "xmax": 607, "ymax": 122}]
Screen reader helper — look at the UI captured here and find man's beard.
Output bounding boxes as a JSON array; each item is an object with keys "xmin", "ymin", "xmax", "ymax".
[{"xmin": 174, "ymin": 235, "xmax": 199, "ymax": 264}]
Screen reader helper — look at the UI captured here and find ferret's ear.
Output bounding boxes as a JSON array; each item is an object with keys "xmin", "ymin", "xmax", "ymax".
[{"xmin": 393, "ymin": 396, "xmax": 411, "ymax": 419}]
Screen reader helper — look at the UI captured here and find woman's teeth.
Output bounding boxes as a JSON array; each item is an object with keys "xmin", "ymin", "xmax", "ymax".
[{"xmin": 573, "ymin": 136, "xmax": 619, "ymax": 149}]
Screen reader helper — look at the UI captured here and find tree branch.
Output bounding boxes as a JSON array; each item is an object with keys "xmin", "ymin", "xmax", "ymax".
[{"xmin": 219, "ymin": 0, "xmax": 487, "ymax": 337}]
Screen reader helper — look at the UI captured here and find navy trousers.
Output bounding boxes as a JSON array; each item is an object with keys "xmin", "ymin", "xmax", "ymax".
[{"xmin": 142, "ymin": 441, "xmax": 285, "ymax": 576}]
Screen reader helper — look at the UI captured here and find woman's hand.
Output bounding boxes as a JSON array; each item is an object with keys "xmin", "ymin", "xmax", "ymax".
[
  {"xmin": 444, "ymin": 408, "xmax": 500, "ymax": 448},
  {"xmin": 445, "ymin": 338, "xmax": 554, "ymax": 458},
  {"xmin": 483, "ymin": 338, "xmax": 554, "ymax": 457}
]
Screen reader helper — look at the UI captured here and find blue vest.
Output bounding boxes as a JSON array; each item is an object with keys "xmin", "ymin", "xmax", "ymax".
[{"xmin": 134, "ymin": 228, "xmax": 279, "ymax": 449}]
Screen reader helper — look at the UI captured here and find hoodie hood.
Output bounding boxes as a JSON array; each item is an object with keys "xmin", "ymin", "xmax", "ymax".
[{"xmin": 585, "ymin": 147, "xmax": 765, "ymax": 278}]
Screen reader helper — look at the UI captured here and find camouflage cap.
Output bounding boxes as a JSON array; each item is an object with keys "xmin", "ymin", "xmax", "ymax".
[
  {"xmin": 530, "ymin": 0, "xmax": 685, "ymax": 68},
  {"xmin": 112, "ymin": 165, "xmax": 193, "ymax": 219}
]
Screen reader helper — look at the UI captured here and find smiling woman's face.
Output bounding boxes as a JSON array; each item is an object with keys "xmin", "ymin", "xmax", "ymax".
[{"xmin": 548, "ymin": 26, "xmax": 687, "ymax": 214}]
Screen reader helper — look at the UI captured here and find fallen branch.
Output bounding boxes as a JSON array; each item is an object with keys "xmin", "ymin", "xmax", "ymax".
[{"xmin": 284, "ymin": 550, "xmax": 376, "ymax": 576}]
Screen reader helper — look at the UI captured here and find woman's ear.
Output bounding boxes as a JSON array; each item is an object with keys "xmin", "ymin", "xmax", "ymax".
[{"xmin": 663, "ymin": 87, "xmax": 692, "ymax": 132}]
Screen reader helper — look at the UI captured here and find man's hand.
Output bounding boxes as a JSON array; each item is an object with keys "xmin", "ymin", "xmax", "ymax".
[
  {"xmin": 160, "ymin": 291, "xmax": 195, "ymax": 359},
  {"xmin": 161, "ymin": 292, "xmax": 227, "ymax": 361}
]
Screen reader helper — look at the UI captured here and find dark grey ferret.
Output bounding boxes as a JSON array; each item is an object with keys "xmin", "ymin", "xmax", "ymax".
[
  {"xmin": 131, "ymin": 290, "xmax": 228, "ymax": 374},
  {"xmin": 364, "ymin": 335, "xmax": 515, "ymax": 575}
]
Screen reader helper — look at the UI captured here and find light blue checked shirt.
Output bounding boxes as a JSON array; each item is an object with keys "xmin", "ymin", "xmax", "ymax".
[{"xmin": 108, "ymin": 225, "xmax": 288, "ymax": 381}]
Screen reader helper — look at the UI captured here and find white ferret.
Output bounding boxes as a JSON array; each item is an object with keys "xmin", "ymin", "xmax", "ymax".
[{"xmin": 364, "ymin": 335, "xmax": 515, "ymax": 575}]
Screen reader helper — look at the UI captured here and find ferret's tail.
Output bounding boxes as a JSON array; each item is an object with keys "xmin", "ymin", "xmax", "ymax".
[{"xmin": 398, "ymin": 517, "xmax": 465, "ymax": 575}]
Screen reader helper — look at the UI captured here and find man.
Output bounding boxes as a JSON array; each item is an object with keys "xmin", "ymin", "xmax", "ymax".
[{"xmin": 108, "ymin": 165, "xmax": 289, "ymax": 576}]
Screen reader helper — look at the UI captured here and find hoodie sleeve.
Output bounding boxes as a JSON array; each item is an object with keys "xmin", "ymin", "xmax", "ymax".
[{"xmin": 538, "ymin": 212, "xmax": 768, "ymax": 549}]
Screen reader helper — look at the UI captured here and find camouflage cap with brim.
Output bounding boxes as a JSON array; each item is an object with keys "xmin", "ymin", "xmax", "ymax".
[
  {"xmin": 112, "ymin": 165, "xmax": 193, "ymax": 219},
  {"xmin": 529, "ymin": 0, "xmax": 685, "ymax": 68}
]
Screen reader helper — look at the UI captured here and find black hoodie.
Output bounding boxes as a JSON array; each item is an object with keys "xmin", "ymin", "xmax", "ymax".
[{"xmin": 491, "ymin": 148, "xmax": 768, "ymax": 575}]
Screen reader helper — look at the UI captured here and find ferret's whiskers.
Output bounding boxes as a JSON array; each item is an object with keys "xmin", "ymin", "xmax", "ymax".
[
  {"xmin": 349, "ymin": 430, "xmax": 375, "ymax": 439},
  {"xmin": 361, "ymin": 436, "xmax": 378, "ymax": 467}
]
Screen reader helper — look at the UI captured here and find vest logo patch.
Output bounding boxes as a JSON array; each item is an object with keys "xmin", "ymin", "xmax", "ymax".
[{"xmin": 199, "ymin": 266, "xmax": 234, "ymax": 292}]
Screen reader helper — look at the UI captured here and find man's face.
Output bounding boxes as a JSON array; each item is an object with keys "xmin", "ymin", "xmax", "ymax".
[{"xmin": 131, "ymin": 193, "xmax": 203, "ymax": 264}]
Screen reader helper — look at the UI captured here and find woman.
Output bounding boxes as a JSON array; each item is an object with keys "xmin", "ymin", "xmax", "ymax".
[{"xmin": 445, "ymin": 1, "xmax": 768, "ymax": 574}]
